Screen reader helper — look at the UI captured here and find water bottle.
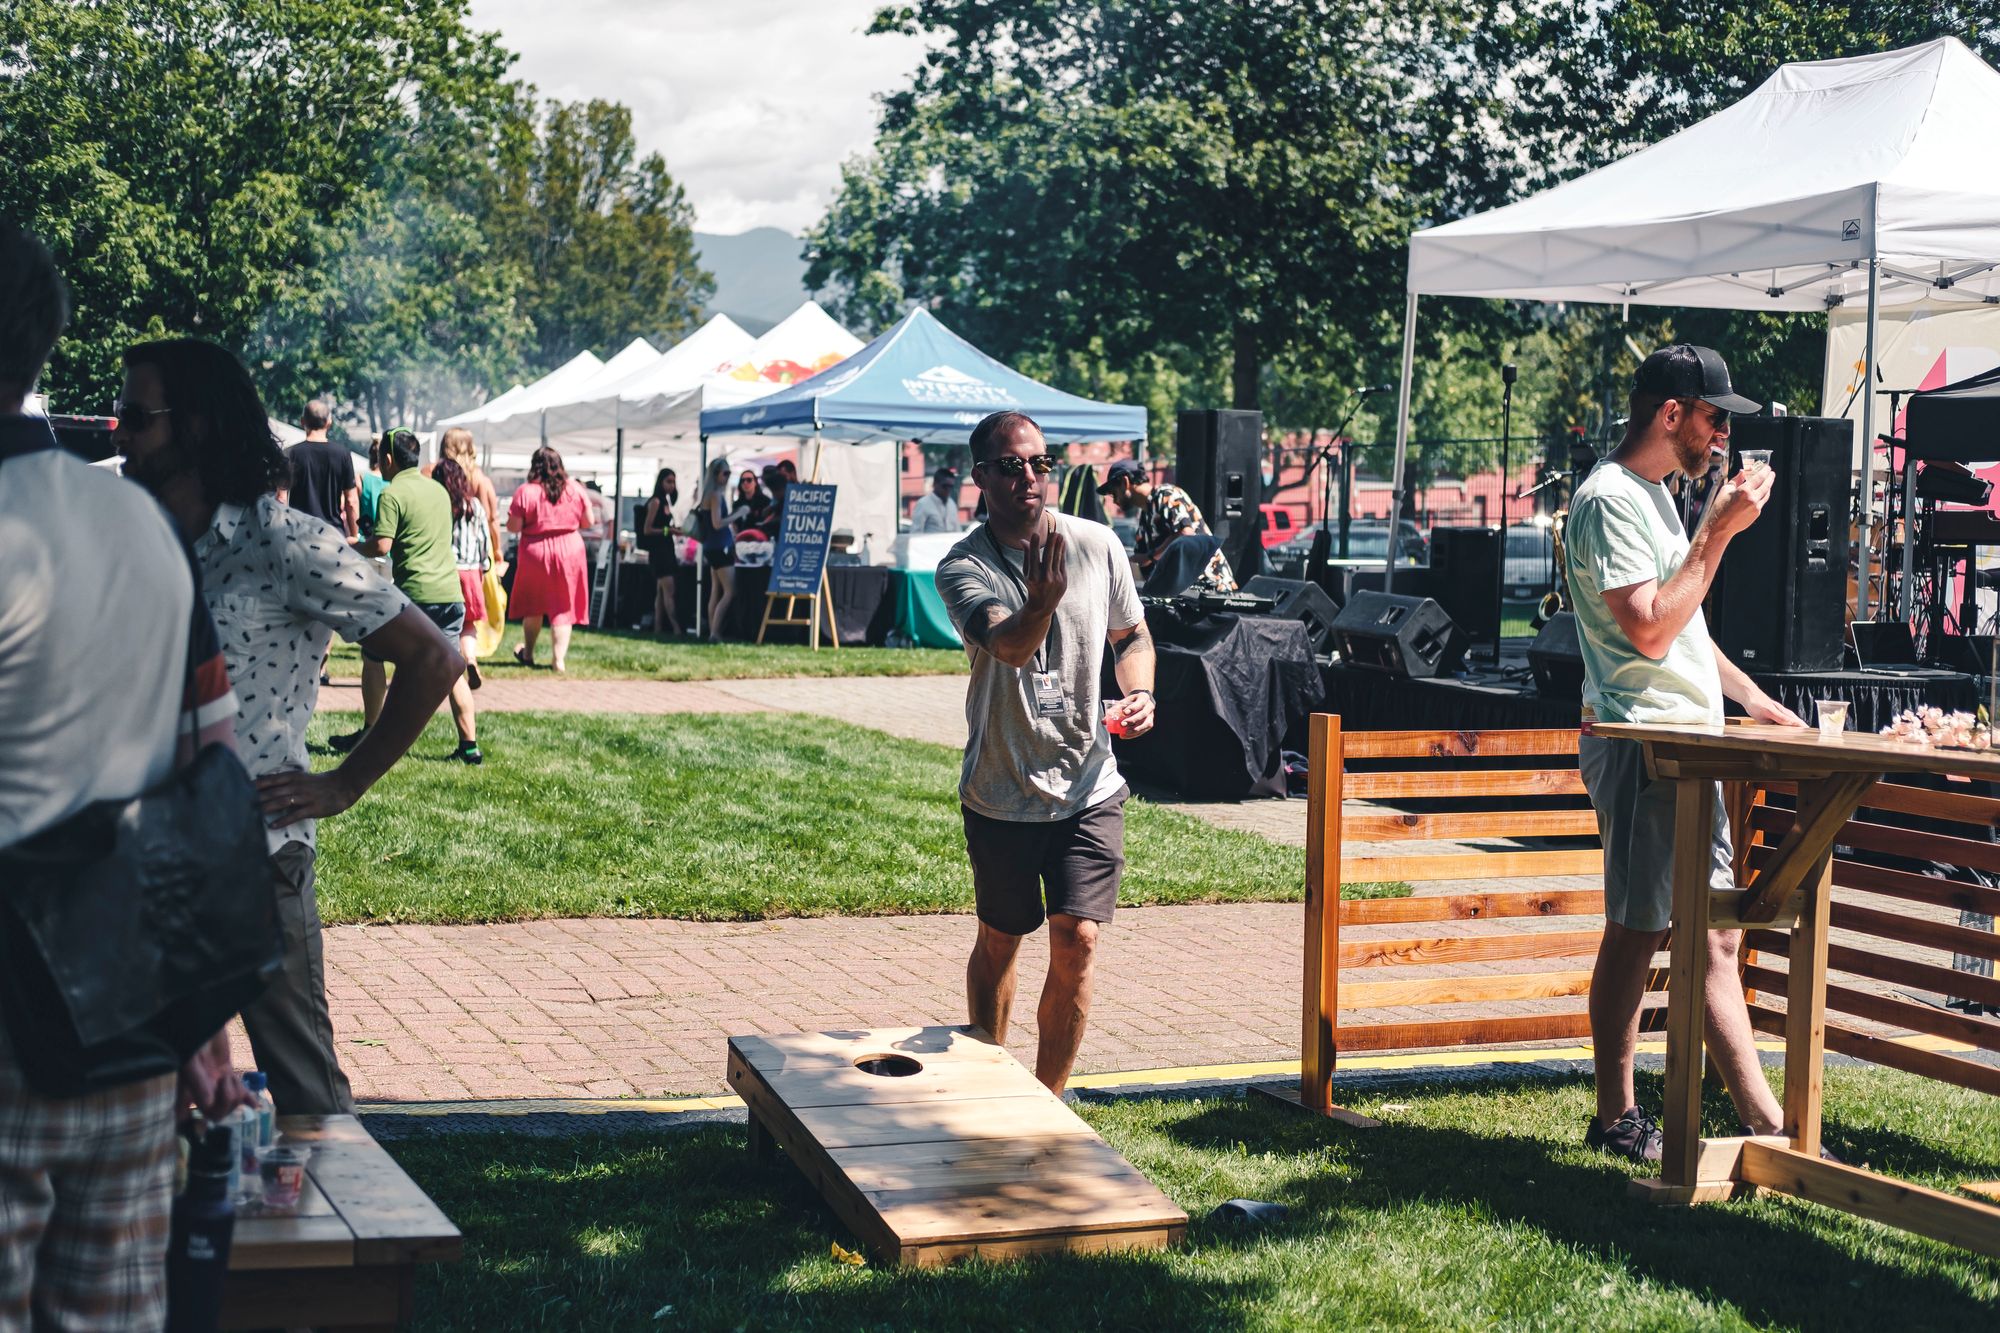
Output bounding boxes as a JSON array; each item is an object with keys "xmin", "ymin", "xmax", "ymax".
[
  {"xmin": 166, "ymin": 1123, "xmax": 236, "ymax": 1332},
  {"xmin": 245, "ymin": 1072, "xmax": 276, "ymax": 1150}
]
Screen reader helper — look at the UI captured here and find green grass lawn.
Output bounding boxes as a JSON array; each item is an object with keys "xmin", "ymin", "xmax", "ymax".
[
  {"xmin": 327, "ymin": 627, "xmax": 965, "ymax": 682},
  {"xmin": 386, "ymin": 1066, "xmax": 1999, "ymax": 1331},
  {"xmin": 310, "ymin": 711, "xmax": 1343, "ymax": 923}
]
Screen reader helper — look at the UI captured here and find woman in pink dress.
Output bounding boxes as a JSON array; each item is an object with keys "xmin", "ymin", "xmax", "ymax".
[{"xmin": 506, "ymin": 446, "xmax": 594, "ymax": 674}]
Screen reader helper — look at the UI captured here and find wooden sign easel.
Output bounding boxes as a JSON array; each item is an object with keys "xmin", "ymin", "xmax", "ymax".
[{"xmin": 756, "ymin": 568, "xmax": 840, "ymax": 650}]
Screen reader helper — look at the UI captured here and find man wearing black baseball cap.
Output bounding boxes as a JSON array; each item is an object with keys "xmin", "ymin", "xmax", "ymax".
[
  {"xmin": 1565, "ymin": 343, "xmax": 1809, "ymax": 1166},
  {"xmin": 1098, "ymin": 456, "xmax": 1235, "ymax": 592}
]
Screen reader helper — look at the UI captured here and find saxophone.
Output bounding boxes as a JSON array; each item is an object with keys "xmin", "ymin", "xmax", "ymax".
[{"xmin": 1534, "ymin": 506, "xmax": 1570, "ymax": 626}]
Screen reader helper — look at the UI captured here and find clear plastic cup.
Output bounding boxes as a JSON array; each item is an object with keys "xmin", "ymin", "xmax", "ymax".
[
  {"xmin": 1816, "ymin": 699, "xmax": 1850, "ymax": 740},
  {"xmin": 258, "ymin": 1143, "xmax": 312, "ymax": 1211},
  {"xmin": 1738, "ymin": 448, "xmax": 1772, "ymax": 473}
]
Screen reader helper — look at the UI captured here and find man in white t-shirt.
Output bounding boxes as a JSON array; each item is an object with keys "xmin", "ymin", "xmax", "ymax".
[
  {"xmin": 937, "ymin": 412, "xmax": 1156, "ymax": 1094},
  {"xmin": 910, "ymin": 465, "xmax": 962, "ymax": 533},
  {"xmin": 1566, "ymin": 344, "xmax": 1807, "ymax": 1165}
]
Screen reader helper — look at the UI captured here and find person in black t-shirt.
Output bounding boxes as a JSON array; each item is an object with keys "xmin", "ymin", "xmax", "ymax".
[{"xmin": 287, "ymin": 399, "xmax": 358, "ymax": 538}]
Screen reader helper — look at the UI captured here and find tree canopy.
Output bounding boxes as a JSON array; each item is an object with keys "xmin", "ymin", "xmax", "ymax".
[{"xmin": 0, "ymin": 0, "xmax": 709, "ymax": 429}]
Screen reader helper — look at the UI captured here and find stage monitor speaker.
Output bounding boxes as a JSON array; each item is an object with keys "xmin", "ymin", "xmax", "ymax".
[
  {"xmin": 1176, "ymin": 409, "xmax": 1264, "ymax": 581},
  {"xmin": 1242, "ymin": 575, "xmax": 1341, "ymax": 659},
  {"xmin": 1528, "ymin": 611, "xmax": 1586, "ymax": 699},
  {"xmin": 1712, "ymin": 415, "xmax": 1853, "ymax": 673},
  {"xmin": 1332, "ymin": 591, "xmax": 1466, "ymax": 679},
  {"xmin": 1429, "ymin": 526, "xmax": 1503, "ymax": 647}
]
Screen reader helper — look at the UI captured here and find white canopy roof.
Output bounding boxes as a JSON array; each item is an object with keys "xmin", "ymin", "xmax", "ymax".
[
  {"xmin": 532, "ymin": 314, "xmax": 755, "ymax": 450},
  {"xmin": 476, "ymin": 337, "xmax": 663, "ymax": 447},
  {"xmin": 623, "ymin": 300, "xmax": 863, "ymax": 444},
  {"xmin": 435, "ymin": 349, "xmax": 602, "ymax": 431},
  {"xmin": 1409, "ymin": 38, "xmax": 2000, "ymax": 311}
]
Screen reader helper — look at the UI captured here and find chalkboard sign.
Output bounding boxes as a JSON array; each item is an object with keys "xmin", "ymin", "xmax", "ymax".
[{"xmin": 769, "ymin": 482, "xmax": 838, "ymax": 596}]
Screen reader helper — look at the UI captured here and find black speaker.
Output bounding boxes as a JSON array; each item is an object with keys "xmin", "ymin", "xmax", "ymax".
[
  {"xmin": 1429, "ymin": 526, "xmax": 1503, "ymax": 648},
  {"xmin": 1243, "ymin": 575, "xmax": 1341, "ymax": 659},
  {"xmin": 1528, "ymin": 611, "xmax": 1585, "ymax": 698},
  {"xmin": 1176, "ymin": 409, "xmax": 1264, "ymax": 581},
  {"xmin": 1332, "ymin": 591, "xmax": 1466, "ymax": 678},
  {"xmin": 1712, "ymin": 416, "xmax": 1853, "ymax": 673}
]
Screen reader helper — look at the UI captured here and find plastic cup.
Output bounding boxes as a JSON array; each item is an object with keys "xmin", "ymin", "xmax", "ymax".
[
  {"xmin": 1738, "ymin": 448, "xmax": 1772, "ymax": 473},
  {"xmin": 1102, "ymin": 699, "xmax": 1127, "ymax": 739},
  {"xmin": 1816, "ymin": 699, "xmax": 1850, "ymax": 740},
  {"xmin": 258, "ymin": 1143, "xmax": 312, "ymax": 1211}
]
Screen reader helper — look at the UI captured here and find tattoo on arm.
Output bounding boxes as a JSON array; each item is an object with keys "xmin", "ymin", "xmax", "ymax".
[
  {"xmin": 1112, "ymin": 621, "xmax": 1153, "ymax": 660},
  {"xmin": 963, "ymin": 601, "xmax": 1009, "ymax": 649}
]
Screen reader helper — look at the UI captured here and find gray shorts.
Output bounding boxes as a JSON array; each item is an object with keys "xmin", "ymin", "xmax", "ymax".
[
  {"xmin": 1578, "ymin": 735, "xmax": 1733, "ymax": 933},
  {"xmin": 961, "ymin": 787, "xmax": 1127, "ymax": 936}
]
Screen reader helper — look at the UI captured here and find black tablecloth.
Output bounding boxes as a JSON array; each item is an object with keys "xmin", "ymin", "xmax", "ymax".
[
  {"xmin": 1319, "ymin": 663, "xmax": 1578, "ymax": 732},
  {"xmin": 1744, "ymin": 668, "xmax": 1977, "ymax": 735},
  {"xmin": 1110, "ymin": 609, "xmax": 1325, "ymax": 799},
  {"xmin": 712, "ymin": 564, "xmax": 893, "ymax": 647}
]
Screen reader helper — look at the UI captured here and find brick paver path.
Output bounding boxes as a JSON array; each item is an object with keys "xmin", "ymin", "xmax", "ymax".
[{"xmin": 315, "ymin": 906, "xmax": 1305, "ymax": 1102}]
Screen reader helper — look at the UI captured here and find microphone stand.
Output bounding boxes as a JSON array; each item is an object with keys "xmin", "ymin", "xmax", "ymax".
[{"xmin": 1492, "ymin": 363, "xmax": 1518, "ymax": 664}]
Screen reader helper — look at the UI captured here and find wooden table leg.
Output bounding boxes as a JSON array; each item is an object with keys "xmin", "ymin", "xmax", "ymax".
[
  {"xmin": 1661, "ymin": 779, "xmax": 1716, "ymax": 1188},
  {"xmin": 1783, "ymin": 782, "xmax": 1838, "ymax": 1158}
]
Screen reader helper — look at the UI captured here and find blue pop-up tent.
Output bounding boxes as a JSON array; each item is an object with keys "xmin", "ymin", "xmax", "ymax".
[{"xmin": 698, "ymin": 307, "xmax": 1147, "ymax": 445}]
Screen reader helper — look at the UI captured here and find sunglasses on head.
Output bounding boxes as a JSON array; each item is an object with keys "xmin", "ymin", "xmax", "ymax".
[{"xmin": 976, "ymin": 454, "xmax": 1057, "ymax": 478}]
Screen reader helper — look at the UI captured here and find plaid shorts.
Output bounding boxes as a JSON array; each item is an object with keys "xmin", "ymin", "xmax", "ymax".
[{"xmin": 0, "ymin": 1023, "xmax": 177, "ymax": 1333}]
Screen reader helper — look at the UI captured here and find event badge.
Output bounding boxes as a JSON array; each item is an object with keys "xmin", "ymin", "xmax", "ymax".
[{"xmin": 1031, "ymin": 671, "xmax": 1069, "ymax": 718}]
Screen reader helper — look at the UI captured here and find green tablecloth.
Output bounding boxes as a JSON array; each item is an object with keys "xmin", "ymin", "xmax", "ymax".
[{"xmin": 892, "ymin": 568, "xmax": 962, "ymax": 649}]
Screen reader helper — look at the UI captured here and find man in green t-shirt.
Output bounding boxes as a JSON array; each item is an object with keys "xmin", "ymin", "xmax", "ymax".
[{"xmin": 332, "ymin": 428, "xmax": 482, "ymax": 762}]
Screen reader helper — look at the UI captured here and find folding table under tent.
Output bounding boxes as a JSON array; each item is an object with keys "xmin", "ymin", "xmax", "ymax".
[{"xmin": 1386, "ymin": 37, "xmax": 2000, "ymax": 619}]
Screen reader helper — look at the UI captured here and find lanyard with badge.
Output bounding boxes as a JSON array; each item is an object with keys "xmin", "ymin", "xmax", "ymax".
[{"xmin": 983, "ymin": 522, "xmax": 1069, "ymax": 718}]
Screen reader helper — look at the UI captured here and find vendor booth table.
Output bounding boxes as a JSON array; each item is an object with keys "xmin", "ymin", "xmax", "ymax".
[{"xmin": 1592, "ymin": 721, "xmax": 2000, "ymax": 1258}]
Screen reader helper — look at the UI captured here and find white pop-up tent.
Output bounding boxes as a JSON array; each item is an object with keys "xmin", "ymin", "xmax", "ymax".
[
  {"xmin": 436, "ymin": 348, "xmax": 605, "ymax": 471},
  {"xmin": 1389, "ymin": 37, "xmax": 2000, "ymax": 617}
]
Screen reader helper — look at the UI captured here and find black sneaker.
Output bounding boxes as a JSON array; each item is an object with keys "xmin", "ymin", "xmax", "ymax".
[
  {"xmin": 327, "ymin": 728, "xmax": 368, "ymax": 753},
  {"xmin": 455, "ymin": 741, "xmax": 484, "ymax": 766},
  {"xmin": 1586, "ymin": 1106, "xmax": 1664, "ymax": 1164}
]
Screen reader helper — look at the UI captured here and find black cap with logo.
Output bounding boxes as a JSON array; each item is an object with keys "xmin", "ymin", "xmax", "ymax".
[
  {"xmin": 1634, "ymin": 344, "xmax": 1760, "ymax": 414},
  {"xmin": 1097, "ymin": 457, "xmax": 1146, "ymax": 493}
]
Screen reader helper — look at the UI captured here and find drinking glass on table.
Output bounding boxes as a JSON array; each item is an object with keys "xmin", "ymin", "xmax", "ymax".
[{"xmin": 1815, "ymin": 699, "xmax": 1850, "ymax": 740}]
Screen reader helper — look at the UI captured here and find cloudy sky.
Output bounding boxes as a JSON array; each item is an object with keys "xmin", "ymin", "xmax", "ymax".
[{"xmin": 467, "ymin": 0, "xmax": 930, "ymax": 236}]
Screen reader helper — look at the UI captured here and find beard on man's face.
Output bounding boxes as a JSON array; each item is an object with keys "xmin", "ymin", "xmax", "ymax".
[
  {"xmin": 1671, "ymin": 414, "xmax": 1714, "ymax": 479},
  {"xmin": 121, "ymin": 439, "xmax": 192, "ymax": 494}
]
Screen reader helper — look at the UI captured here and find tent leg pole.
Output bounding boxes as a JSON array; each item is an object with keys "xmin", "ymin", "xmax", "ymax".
[
  {"xmin": 1384, "ymin": 292, "xmax": 1418, "ymax": 597},
  {"xmin": 608, "ymin": 427, "xmax": 624, "ymax": 630},
  {"xmin": 1857, "ymin": 260, "xmax": 1879, "ymax": 622}
]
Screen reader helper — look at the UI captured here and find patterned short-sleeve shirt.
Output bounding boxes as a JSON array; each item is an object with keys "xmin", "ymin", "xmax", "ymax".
[
  {"xmin": 195, "ymin": 494, "xmax": 410, "ymax": 851},
  {"xmin": 1136, "ymin": 483, "xmax": 1235, "ymax": 592}
]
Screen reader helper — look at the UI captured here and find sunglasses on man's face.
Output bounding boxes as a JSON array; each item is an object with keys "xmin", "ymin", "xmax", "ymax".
[
  {"xmin": 113, "ymin": 403, "xmax": 170, "ymax": 431},
  {"xmin": 977, "ymin": 454, "xmax": 1057, "ymax": 478}
]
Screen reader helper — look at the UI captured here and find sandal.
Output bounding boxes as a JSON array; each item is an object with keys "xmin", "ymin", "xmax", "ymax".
[{"xmin": 512, "ymin": 644, "xmax": 532, "ymax": 668}]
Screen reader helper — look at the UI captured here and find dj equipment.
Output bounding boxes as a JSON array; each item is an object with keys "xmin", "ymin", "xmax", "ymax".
[
  {"xmin": 1527, "ymin": 611, "xmax": 1585, "ymax": 699},
  {"xmin": 1332, "ymin": 591, "xmax": 1466, "ymax": 679},
  {"xmin": 1915, "ymin": 462, "xmax": 1993, "ymax": 507},
  {"xmin": 1926, "ymin": 508, "xmax": 2000, "ymax": 547},
  {"xmin": 1242, "ymin": 575, "xmax": 1341, "ymax": 659},
  {"xmin": 1429, "ymin": 527, "xmax": 1503, "ymax": 650},
  {"xmin": 1176, "ymin": 409, "xmax": 1264, "ymax": 581},
  {"xmin": 1712, "ymin": 416, "xmax": 1852, "ymax": 673},
  {"xmin": 1904, "ymin": 364, "xmax": 2000, "ymax": 461}
]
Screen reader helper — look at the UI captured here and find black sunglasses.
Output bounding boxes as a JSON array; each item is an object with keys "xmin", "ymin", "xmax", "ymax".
[
  {"xmin": 113, "ymin": 403, "xmax": 171, "ymax": 430},
  {"xmin": 976, "ymin": 454, "xmax": 1057, "ymax": 478}
]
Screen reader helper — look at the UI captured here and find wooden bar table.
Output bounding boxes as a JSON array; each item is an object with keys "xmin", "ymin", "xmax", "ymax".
[{"xmin": 1591, "ymin": 721, "xmax": 2000, "ymax": 1258}]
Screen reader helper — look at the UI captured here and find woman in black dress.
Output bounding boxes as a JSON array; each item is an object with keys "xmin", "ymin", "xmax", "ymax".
[{"xmin": 641, "ymin": 467, "xmax": 682, "ymax": 637}]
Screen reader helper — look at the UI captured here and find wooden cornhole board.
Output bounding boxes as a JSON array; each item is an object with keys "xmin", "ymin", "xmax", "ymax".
[{"xmin": 727, "ymin": 1024, "xmax": 1186, "ymax": 1267}]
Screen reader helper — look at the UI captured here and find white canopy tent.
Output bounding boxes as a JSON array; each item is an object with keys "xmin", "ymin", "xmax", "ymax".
[
  {"xmin": 479, "ymin": 337, "xmax": 664, "ymax": 449},
  {"xmin": 1389, "ymin": 37, "xmax": 2000, "ymax": 618}
]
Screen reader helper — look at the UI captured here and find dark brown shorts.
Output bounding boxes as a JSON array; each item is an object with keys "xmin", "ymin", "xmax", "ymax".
[{"xmin": 961, "ymin": 786, "xmax": 1127, "ymax": 936}]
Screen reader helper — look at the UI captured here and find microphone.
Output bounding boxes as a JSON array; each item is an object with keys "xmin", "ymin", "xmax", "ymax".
[{"xmin": 1362, "ymin": 384, "xmax": 1394, "ymax": 395}]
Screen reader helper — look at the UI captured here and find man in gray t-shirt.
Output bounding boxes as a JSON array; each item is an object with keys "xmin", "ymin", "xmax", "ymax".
[{"xmin": 937, "ymin": 411, "xmax": 1157, "ymax": 1094}]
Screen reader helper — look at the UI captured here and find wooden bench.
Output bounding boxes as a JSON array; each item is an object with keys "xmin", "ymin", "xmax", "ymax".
[
  {"xmin": 222, "ymin": 1114, "xmax": 460, "ymax": 1331},
  {"xmin": 1270, "ymin": 717, "xmax": 1618, "ymax": 1120}
]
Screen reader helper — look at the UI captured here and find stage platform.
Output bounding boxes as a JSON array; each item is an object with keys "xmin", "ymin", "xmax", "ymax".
[{"xmin": 1320, "ymin": 644, "xmax": 1977, "ymax": 735}]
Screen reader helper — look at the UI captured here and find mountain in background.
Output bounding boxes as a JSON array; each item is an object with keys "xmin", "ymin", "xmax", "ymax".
[{"xmin": 693, "ymin": 228, "xmax": 815, "ymax": 336}]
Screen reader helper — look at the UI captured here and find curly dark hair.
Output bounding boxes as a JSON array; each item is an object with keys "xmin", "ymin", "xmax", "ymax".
[
  {"xmin": 528, "ymin": 445, "xmax": 568, "ymax": 504},
  {"xmin": 122, "ymin": 338, "xmax": 286, "ymax": 505},
  {"xmin": 434, "ymin": 456, "xmax": 474, "ymax": 523}
]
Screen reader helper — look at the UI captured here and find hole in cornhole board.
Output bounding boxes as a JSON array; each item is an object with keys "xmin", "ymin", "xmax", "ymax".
[{"xmin": 854, "ymin": 1054, "xmax": 923, "ymax": 1077}]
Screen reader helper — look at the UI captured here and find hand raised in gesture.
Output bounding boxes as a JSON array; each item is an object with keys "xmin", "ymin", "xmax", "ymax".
[{"xmin": 1023, "ymin": 523, "xmax": 1068, "ymax": 615}]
